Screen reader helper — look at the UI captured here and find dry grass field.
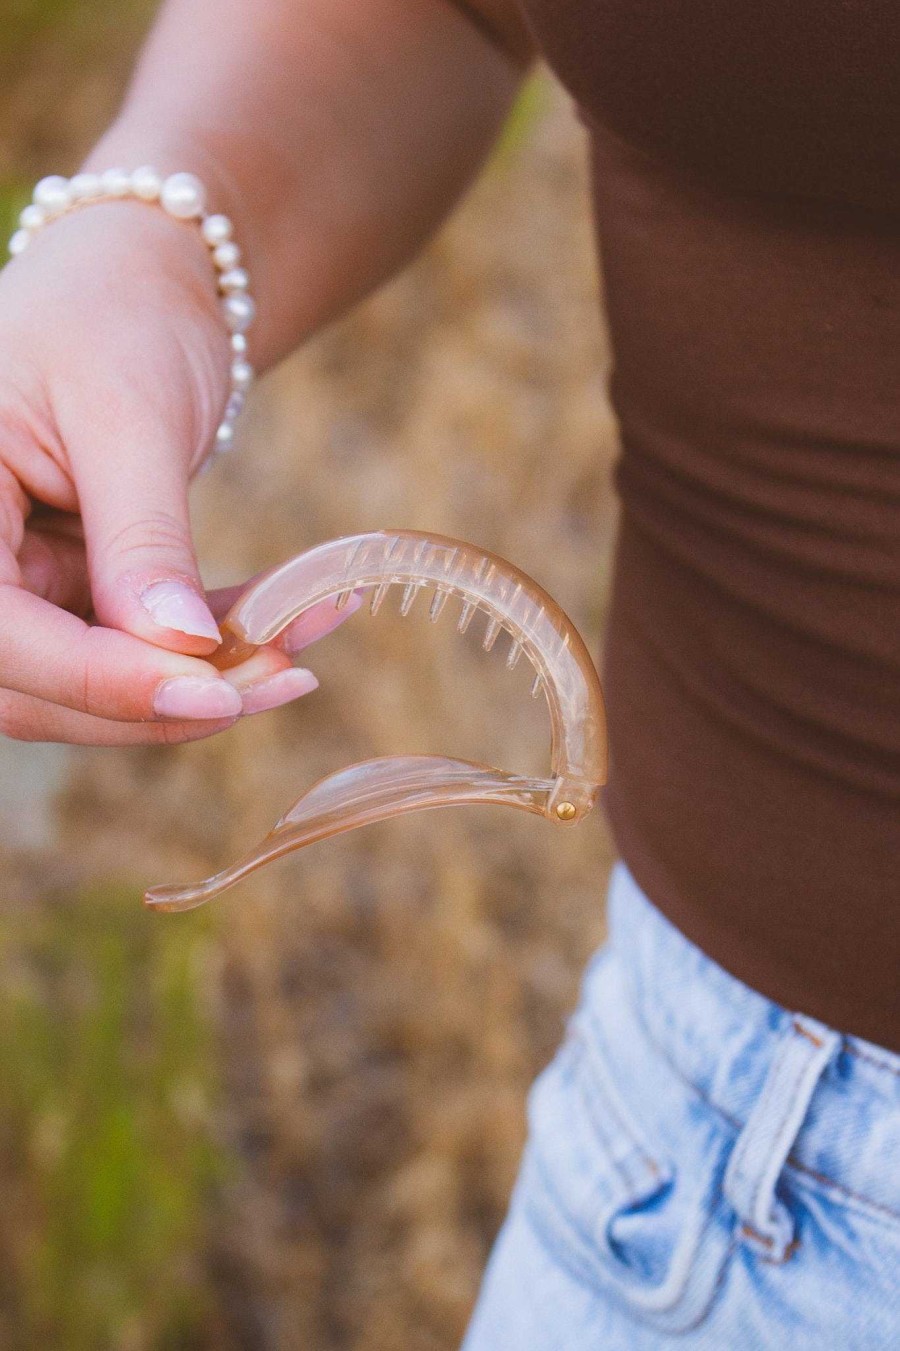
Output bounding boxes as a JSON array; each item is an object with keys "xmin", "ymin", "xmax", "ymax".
[{"xmin": 0, "ymin": 7, "xmax": 621, "ymax": 1346}]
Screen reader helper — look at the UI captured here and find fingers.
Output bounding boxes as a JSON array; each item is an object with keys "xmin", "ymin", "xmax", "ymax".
[
  {"xmin": 4, "ymin": 539, "xmax": 349, "ymax": 735},
  {"xmin": 0, "ymin": 580, "xmax": 242, "ymax": 721},
  {"xmin": 0, "ymin": 646, "xmax": 318, "ymax": 747},
  {"xmin": 17, "ymin": 523, "xmax": 92, "ymax": 615},
  {"xmin": 18, "ymin": 536, "xmax": 365, "ymax": 649},
  {"xmin": 64, "ymin": 397, "xmax": 222, "ymax": 654},
  {"xmin": 0, "ymin": 687, "xmax": 239, "ymax": 746}
]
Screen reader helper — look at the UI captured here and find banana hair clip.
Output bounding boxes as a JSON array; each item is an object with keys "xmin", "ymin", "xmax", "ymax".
[{"xmin": 145, "ymin": 530, "xmax": 607, "ymax": 913}]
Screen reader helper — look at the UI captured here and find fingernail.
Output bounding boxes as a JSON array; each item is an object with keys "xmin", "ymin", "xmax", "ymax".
[
  {"xmin": 154, "ymin": 676, "xmax": 243, "ymax": 720},
  {"xmin": 240, "ymin": 667, "xmax": 319, "ymax": 715},
  {"xmin": 281, "ymin": 591, "xmax": 364, "ymax": 654},
  {"xmin": 141, "ymin": 581, "xmax": 221, "ymax": 642}
]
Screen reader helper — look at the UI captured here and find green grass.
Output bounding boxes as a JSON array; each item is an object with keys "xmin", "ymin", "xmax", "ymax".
[
  {"xmin": 0, "ymin": 181, "xmax": 29, "ymax": 243},
  {"xmin": 492, "ymin": 70, "xmax": 552, "ymax": 168},
  {"xmin": 0, "ymin": 884, "xmax": 226, "ymax": 1350}
]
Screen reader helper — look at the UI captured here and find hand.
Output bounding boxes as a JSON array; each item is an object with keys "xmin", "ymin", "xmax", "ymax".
[{"xmin": 0, "ymin": 200, "xmax": 337, "ymax": 745}]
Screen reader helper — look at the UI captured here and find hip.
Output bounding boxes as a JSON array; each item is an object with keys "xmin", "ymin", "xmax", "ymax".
[{"xmin": 463, "ymin": 862, "xmax": 900, "ymax": 1348}]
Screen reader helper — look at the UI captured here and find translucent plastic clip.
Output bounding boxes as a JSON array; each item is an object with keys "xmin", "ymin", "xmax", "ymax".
[{"xmin": 145, "ymin": 530, "xmax": 607, "ymax": 912}]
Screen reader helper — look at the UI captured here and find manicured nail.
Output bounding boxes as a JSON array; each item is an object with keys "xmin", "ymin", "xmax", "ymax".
[
  {"xmin": 281, "ymin": 591, "xmax": 364, "ymax": 654},
  {"xmin": 141, "ymin": 581, "xmax": 221, "ymax": 642},
  {"xmin": 240, "ymin": 667, "xmax": 319, "ymax": 715},
  {"xmin": 154, "ymin": 676, "xmax": 243, "ymax": 720}
]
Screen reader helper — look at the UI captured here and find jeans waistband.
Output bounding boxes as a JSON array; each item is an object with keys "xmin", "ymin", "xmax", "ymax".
[{"xmin": 602, "ymin": 861, "xmax": 900, "ymax": 1222}]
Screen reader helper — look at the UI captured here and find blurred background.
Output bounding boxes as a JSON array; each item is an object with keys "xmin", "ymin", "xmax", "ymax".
[{"xmin": 0, "ymin": 3, "xmax": 620, "ymax": 1347}]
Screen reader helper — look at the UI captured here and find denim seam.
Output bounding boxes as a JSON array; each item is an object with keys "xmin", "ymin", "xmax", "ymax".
[
  {"xmin": 567, "ymin": 1032, "xmax": 638, "ymax": 1193},
  {"xmin": 785, "ymin": 1159, "xmax": 900, "ymax": 1227},
  {"xmin": 523, "ymin": 1160, "xmax": 731, "ymax": 1325},
  {"xmin": 751, "ymin": 1234, "xmax": 801, "ymax": 1265},
  {"xmin": 625, "ymin": 985, "xmax": 898, "ymax": 1223},
  {"xmin": 843, "ymin": 1042, "xmax": 900, "ymax": 1079},
  {"xmin": 574, "ymin": 1025, "xmax": 667, "ymax": 1188},
  {"xmin": 525, "ymin": 1151, "xmax": 651, "ymax": 1291}
]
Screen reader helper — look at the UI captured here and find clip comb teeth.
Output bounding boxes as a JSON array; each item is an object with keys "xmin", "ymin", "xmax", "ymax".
[
  {"xmin": 457, "ymin": 598, "xmax": 478, "ymax": 634},
  {"xmin": 400, "ymin": 581, "xmax": 422, "ymax": 616},
  {"xmin": 483, "ymin": 615, "xmax": 502, "ymax": 651},
  {"xmin": 384, "ymin": 535, "xmax": 403, "ymax": 564},
  {"xmin": 443, "ymin": 547, "xmax": 461, "ymax": 579},
  {"xmin": 148, "ymin": 529, "xmax": 607, "ymax": 912},
  {"xmin": 370, "ymin": 580, "xmax": 391, "ymax": 615},
  {"xmin": 429, "ymin": 589, "xmax": 450, "ymax": 622},
  {"xmin": 412, "ymin": 538, "xmax": 430, "ymax": 569},
  {"xmin": 345, "ymin": 537, "xmax": 366, "ymax": 571}
]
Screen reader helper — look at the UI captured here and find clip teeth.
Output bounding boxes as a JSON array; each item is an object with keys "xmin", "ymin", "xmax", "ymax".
[
  {"xmin": 506, "ymin": 640, "xmax": 523, "ymax": 671},
  {"xmin": 483, "ymin": 616, "xmax": 502, "ymax": 652},
  {"xmin": 429, "ymin": 589, "xmax": 450, "ymax": 622},
  {"xmin": 335, "ymin": 588, "xmax": 353, "ymax": 610},
  {"xmin": 457, "ymin": 599, "xmax": 477, "ymax": 634},
  {"xmin": 531, "ymin": 671, "xmax": 544, "ymax": 699},
  {"xmin": 345, "ymin": 538, "xmax": 366, "ymax": 571},
  {"xmin": 400, "ymin": 581, "xmax": 422, "ymax": 617},
  {"xmin": 370, "ymin": 581, "xmax": 390, "ymax": 615}
]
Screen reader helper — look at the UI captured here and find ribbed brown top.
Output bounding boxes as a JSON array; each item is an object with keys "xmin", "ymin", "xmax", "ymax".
[{"xmin": 520, "ymin": 1, "xmax": 900, "ymax": 1047}]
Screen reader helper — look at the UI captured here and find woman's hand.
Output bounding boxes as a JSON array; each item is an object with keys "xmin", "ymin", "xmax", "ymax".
[{"xmin": 0, "ymin": 201, "xmax": 338, "ymax": 746}]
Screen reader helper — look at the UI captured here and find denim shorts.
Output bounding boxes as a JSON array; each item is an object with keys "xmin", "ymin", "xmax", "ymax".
[{"xmin": 463, "ymin": 862, "xmax": 900, "ymax": 1349}]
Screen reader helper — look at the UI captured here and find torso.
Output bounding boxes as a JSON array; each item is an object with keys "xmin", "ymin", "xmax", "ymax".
[{"xmin": 518, "ymin": 0, "xmax": 900, "ymax": 1047}]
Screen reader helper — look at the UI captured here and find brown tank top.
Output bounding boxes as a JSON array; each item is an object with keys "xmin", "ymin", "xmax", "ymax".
[{"xmin": 518, "ymin": 1, "xmax": 900, "ymax": 1048}]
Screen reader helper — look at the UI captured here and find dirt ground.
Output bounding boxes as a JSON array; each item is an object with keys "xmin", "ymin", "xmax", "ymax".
[{"xmin": 1, "ymin": 12, "xmax": 621, "ymax": 1346}]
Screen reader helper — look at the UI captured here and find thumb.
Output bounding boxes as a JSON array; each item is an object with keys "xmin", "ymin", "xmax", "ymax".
[{"xmin": 73, "ymin": 430, "xmax": 221, "ymax": 654}]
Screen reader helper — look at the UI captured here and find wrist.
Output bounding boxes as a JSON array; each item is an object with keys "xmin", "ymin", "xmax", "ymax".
[
  {"xmin": 80, "ymin": 120, "xmax": 287, "ymax": 366},
  {"xmin": 7, "ymin": 161, "xmax": 257, "ymax": 463}
]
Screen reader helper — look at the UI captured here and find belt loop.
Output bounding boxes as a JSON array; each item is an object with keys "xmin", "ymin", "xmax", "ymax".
[{"xmin": 723, "ymin": 1015, "xmax": 840, "ymax": 1261}]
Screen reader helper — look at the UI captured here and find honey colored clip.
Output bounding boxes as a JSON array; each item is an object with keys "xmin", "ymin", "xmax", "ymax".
[{"xmin": 145, "ymin": 530, "xmax": 607, "ymax": 912}]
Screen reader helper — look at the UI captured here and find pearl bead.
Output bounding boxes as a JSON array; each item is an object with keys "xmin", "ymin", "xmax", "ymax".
[
  {"xmin": 19, "ymin": 204, "xmax": 45, "ymax": 231},
  {"xmin": 212, "ymin": 241, "xmax": 240, "ymax": 270},
  {"xmin": 69, "ymin": 172, "xmax": 102, "ymax": 201},
  {"xmin": 160, "ymin": 171, "xmax": 206, "ymax": 220},
  {"xmin": 130, "ymin": 165, "xmax": 162, "ymax": 201},
  {"xmin": 12, "ymin": 164, "xmax": 255, "ymax": 469},
  {"xmin": 201, "ymin": 214, "xmax": 232, "ymax": 245},
  {"xmin": 101, "ymin": 167, "xmax": 132, "ymax": 197},
  {"xmin": 230, "ymin": 358, "xmax": 254, "ymax": 391},
  {"xmin": 225, "ymin": 391, "xmax": 246, "ymax": 420},
  {"xmin": 218, "ymin": 266, "xmax": 249, "ymax": 294},
  {"xmin": 222, "ymin": 292, "xmax": 256, "ymax": 332},
  {"xmin": 33, "ymin": 175, "xmax": 71, "ymax": 214}
]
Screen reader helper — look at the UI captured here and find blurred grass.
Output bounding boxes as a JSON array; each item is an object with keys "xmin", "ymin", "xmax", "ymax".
[
  {"xmin": 0, "ymin": 885, "xmax": 224, "ymax": 1350},
  {"xmin": 492, "ymin": 70, "xmax": 551, "ymax": 166},
  {"xmin": 0, "ymin": 181, "xmax": 29, "ymax": 241}
]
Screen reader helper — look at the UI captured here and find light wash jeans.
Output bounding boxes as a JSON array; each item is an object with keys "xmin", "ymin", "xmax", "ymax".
[{"xmin": 463, "ymin": 862, "xmax": 900, "ymax": 1349}]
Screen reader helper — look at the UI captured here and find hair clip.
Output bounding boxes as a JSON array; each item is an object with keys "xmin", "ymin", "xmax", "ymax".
[{"xmin": 145, "ymin": 530, "xmax": 607, "ymax": 912}]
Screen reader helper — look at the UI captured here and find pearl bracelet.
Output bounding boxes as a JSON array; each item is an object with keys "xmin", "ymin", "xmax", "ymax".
[{"xmin": 7, "ymin": 168, "xmax": 256, "ymax": 460}]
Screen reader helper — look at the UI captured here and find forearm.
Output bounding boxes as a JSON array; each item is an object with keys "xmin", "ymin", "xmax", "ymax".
[{"xmin": 84, "ymin": 0, "xmax": 529, "ymax": 368}]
